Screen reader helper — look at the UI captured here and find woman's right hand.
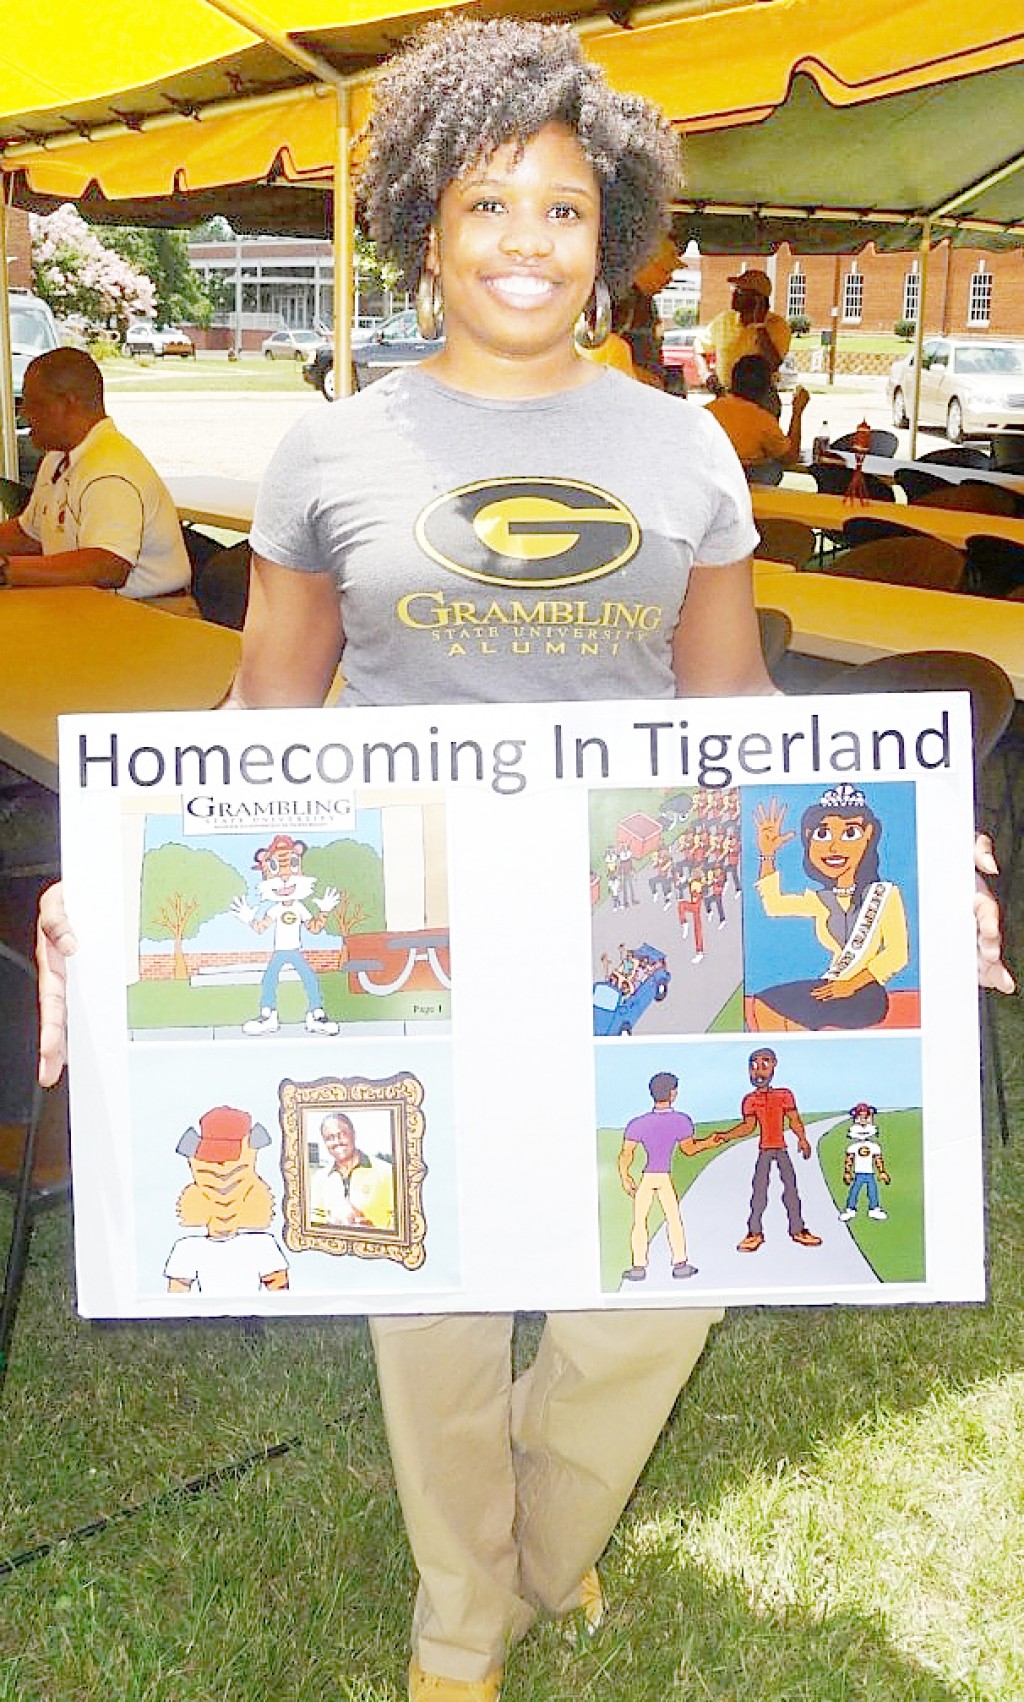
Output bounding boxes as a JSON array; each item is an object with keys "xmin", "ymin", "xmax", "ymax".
[
  {"xmin": 36, "ymin": 881, "xmax": 77, "ymax": 1088},
  {"xmin": 754, "ymin": 796, "xmax": 795, "ymax": 863}
]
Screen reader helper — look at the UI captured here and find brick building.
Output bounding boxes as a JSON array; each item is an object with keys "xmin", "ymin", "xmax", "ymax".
[
  {"xmin": 5, "ymin": 206, "xmax": 32, "ymax": 290},
  {"xmin": 9, "ymin": 200, "xmax": 1021, "ymax": 344},
  {"xmin": 699, "ymin": 243, "xmax": 1024, "ymax": 338}
]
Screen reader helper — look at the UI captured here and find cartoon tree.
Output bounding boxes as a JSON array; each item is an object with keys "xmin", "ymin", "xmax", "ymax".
[
  {"xmin": 140, "ymin": 845, "xmax": 246, "ymax": 980},
  {"xmin": 303, "ymin": 840, "xmax": 386, "ymax": 945}
]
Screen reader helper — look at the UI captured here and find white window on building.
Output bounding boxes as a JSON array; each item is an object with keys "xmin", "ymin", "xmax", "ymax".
[
  {"xmin": 842, "ymin": 271, "xmax": 864, "ymax": 323},
  {"xmin": 786, "ymin": 272, "xmax": 806, "ymax": 319},
  {"xmin": 902, "ymin": 271, "xmax": 920, "ymax": 324},
  {"xmin": 968, "ymin": 269, "xmax": 992, "ymax": 327}
]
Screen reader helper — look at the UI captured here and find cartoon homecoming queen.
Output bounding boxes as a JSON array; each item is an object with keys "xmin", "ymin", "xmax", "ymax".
[{"xmin": 750, "ymin": 783, "xmax": 909, "ymax": 1031}]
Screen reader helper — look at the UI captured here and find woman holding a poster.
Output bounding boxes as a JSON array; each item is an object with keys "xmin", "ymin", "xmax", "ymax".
[{"xmin": 37, "ymin": 16, "xmax": 1013, "ymax": 1702}]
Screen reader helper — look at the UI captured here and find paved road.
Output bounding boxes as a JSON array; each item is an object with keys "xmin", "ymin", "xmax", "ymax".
[
  {"xmin": 101, "ymin": 377, "xmax": 948, "ymax": 486},
  {"xmin": 592, "ymin": 871, "xmax": 742, "ymax": 1037},
  {"xmin": 105, "ymin": 391, "xmax": 323, "ymax": 482}
]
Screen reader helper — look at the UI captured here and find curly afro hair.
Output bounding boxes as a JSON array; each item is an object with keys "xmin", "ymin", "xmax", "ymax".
[{"xmin": 358, "ymin": 15, "xmax": 680, "ymax": 298}]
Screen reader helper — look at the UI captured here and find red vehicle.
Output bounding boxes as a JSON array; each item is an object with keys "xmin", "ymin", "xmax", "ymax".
[{"xmin": 660, "ymin": 328, "xmax": 709, "ymax": 390}]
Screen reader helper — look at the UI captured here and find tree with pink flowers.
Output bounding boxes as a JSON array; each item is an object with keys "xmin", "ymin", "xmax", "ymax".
[{"xmin": 30, "ymin": 205, "xmax": 156, "ymax": 337}]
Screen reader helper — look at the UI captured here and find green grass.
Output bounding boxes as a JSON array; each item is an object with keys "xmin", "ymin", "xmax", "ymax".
[
  {"xmin": 2, "ymin": 775, "xmax": 1023, "ymax": 1699},
  {"xmin": 791, "ymin": 331, "xmax": 911, "ymax": 358},
  {"xmin": 98, "ymin": 352, "xmax": 319, "ymax": 394},
  {"xmin": 818, "ymin": 1111, "xmax": 925, "ymax": 1283},
  {"xmin": 127, "ymin": 972, "xmax": 449, "ymax": 1031}
]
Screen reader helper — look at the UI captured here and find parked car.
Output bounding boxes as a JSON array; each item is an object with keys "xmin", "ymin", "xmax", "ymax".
[
  {"xmin": 9, "ymin": 288, "xmax": 61, "ymax": 480},
  {"xmin": 887, "ymin": 337, "xmax": 1024, "ymax": 443},
  {"xmin": 592, "ymin": 944, "xmax": 671, "ymax": 1037},
  {"xmin": 123, "ymin": 320, "xmax": 195, "ymax": 358},
  {"xmin": 775, "ymin": 349, "xmax": 799, "ymax": 391},
  {"xmin": 660, "ymin": 327, "xmax": 708, "ymax": 389},
  {"xmin": 303, "ymin": 343, "xmax": 341, "ymax": 400},
  {"xmin": 304, "ymin": 308, "xmax": 443, "ymax": 399},
  {"xmin": 260, "ymin": 326, "xmax": 324, "ymax": 361}
]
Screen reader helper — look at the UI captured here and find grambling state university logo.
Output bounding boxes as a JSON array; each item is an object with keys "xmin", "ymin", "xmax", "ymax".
[{"xmin": 415, "ymin": 477, "xmax": 640, "ymax": 590}]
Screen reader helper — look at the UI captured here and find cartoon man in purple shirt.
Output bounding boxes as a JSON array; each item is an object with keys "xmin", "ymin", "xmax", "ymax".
[{"xmin": 618, "ymin": 1070, "xmax": 713, "ymax": 1283}]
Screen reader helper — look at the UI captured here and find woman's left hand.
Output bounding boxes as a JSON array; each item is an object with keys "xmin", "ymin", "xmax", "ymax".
[{"xmin": 975, "ymin": 833, "xmax": 1015, "ymax": 994}]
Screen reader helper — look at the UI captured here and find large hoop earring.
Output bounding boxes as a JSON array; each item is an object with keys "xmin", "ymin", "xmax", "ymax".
[
  {"xmin": 415, "ymin": 268, "xmax": 444, "ymax": 340},
  {"xmin": 574, "ymin": 277, "xmax": 612, "ymax": 350}
]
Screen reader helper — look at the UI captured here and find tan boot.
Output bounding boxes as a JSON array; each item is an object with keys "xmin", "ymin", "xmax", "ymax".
[{"xmin": 577, "ymin": 1565, "xmax": 605, "ymax": 1634}]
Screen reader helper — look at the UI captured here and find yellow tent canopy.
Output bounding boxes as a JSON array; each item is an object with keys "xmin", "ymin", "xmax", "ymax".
[
  {"xmin": 2, "ymin": 0, "xmax": 1021, "ymax": 221},
  {"xmin": 2, "ymin": 0, "xmax": 1023, "ymax": 466}
]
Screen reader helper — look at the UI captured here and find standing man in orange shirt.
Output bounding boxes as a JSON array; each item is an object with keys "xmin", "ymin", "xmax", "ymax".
[{"xmin": 712, "ymin": 1046, "xmax": 822, "ymax": 1252}]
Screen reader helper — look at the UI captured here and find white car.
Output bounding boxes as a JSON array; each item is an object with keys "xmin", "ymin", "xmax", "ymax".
[
  {"xmin": 260, "ymin": 327, "xmax": 324, "ymax": 360},
  {"xmin": 9, "ymin": 289, "xmax": 61, "ymax": 479},
  {"xmin": 887, "ymin": 337, "xmax": 1024, "ymax": 443},
  {"xmin": 124, "ymin": 321, "xmax": 195, "ymax": 359}
]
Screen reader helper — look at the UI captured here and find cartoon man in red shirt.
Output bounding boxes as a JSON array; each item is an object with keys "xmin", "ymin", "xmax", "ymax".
[{"xmin": 712, "ymin": 1047, "xmax": 822, "ymax": 1252}]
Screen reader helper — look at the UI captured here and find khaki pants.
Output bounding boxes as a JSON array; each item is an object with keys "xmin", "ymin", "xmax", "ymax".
[
  {"xmin": 631, "ymin": 1171, "xmax": 687, "ymax": 1267},
  {"xmin": 371, "ymin": 1306, "xmax": 721, "ymax": 1683}
]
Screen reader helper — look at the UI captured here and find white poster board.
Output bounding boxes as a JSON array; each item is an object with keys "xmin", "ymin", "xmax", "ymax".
[{"xmin": 59, "ymin": 693, "xmax": 984, "ymax": 1317}]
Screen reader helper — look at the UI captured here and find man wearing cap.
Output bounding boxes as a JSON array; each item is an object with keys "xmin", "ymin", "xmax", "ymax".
[{"xmin": 701, "ymin": 268, "xmax": 792, "ymax": 416}]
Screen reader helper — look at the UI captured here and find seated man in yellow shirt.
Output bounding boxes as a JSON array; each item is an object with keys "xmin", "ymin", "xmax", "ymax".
[
  {"xmin": 707, "ymin": 355, "xmax": 810, "ymax": 485},
  {"xmin": 0, "ymin": 347, "xmax": 190, "ymax": 597}
]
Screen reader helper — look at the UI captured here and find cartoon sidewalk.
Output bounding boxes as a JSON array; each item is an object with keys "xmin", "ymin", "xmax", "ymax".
[{"xmin": 620, "ymin": 1115, "xmax": 880, "ymax": 1292}]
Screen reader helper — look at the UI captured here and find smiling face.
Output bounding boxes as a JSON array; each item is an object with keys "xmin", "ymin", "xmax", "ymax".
[
  {"xmin": 748, "ymin": 1049, "xmax": 777, "ymax": 1088},
  {"xmin": 322, "ymin": 1116, "xmax": 358, "ymax": 1170},
  {"xmin": 254, "ymin": 837, "xmax": 316, "ymax": 904},
  {"xmin": 806, "ymin": 812, "xmax": 874, "ymax": 888},
  {"xmin": 428, "ymin": 121, "xmax": 600, "ymax": 392}
]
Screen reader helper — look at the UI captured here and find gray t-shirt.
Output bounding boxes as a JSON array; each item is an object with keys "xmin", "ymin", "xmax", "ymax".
[{"xmin": 251, "ymin": 367, "xmax": 758, "ymax": 706}]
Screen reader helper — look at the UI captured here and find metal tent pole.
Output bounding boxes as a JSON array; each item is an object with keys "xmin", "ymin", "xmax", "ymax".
[
  {"xmin": 332, "ymin": 87, "xmax": 353, "ymax": 400},
  {"xmin": 907, "ymin": 218, "xmax": 931, "ymax": 461},
  {"xmin": 0, "ymin": 184, "xmax": 19, "ymax": 480}
]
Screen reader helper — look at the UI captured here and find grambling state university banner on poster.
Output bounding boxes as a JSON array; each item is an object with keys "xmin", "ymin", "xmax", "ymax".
[{"xmin": 58, "ymin": 693, "xmax": 984, "ymax": 1318}]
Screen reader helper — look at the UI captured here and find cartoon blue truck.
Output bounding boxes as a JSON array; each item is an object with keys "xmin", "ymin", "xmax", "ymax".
[{"xmin": 593, "ymin": 943, "xmax": 671, "ymax": 1036}]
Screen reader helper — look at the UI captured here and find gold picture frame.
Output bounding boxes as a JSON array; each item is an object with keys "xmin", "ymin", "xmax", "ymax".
[{"xmin": 279, "ymin": 1073, "xmax": 427, "ymax": 1268}]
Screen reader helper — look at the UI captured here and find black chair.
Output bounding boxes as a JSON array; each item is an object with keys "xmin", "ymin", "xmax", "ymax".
[
  {"xmin": 815, "ymin": 651, "xmax": 1013, "ymax": 763},
  {"xmin": 753, "ymin": 519, "xmax": 816, "ymax": 569},
  {"xmin": 193, "ymin": 540, "xmax": 251, "ymax": 630},
  {"xmin": 894, "ymin": 468, "xmax": 947, "ymax": 504},
  {"xmin": 0, "ymin": 477, "xmax": 31, "ymax": 519},
  {"xmin": 181, "ymin": 524, "xmax": 229, "ymax": 575},
  {"xmin": 821, "ymin": 534, "xmax": 965, "ymax": 592},
  {"xmin": 842, "ymin": 517, "xmax": 919, "ymax": 549},
  {"xmin": 919, "ymin": 445, "xmax": 993, "ymax": 470},
  {"xmin": 830, "ymin": 428, "xmax": 899, "ymax": 457},
  {"xmin": 964, "ymin": 534, "xmax": 1024, "ymax": 598},
  {"xmin": 990, "ymin": 435, "xmax": 1024, "ymax": 473},
  {"xmin": 814, "ymin": 650, "xmax": 1016, "ymax": 1145},
  {"xmin": 810, "ymin": 462, "xmax": 895, "ymax": 562},
  {"xmin": 0, "ymin": 938, "xmax": 71, "ymax": 1392},
  {"xmin": 0, "ymin": 773, "xmax": 59, "ymax": 884},
  {"xmin": 757, "ymin": 607, "xmax": 792, "ymax": 679},
  {"xmin": 911, "ymin": 481, "xmax": 1019, "ymax": 518}
]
